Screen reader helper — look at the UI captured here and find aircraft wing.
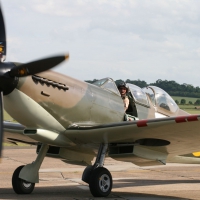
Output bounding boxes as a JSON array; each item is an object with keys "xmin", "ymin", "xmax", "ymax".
[
  {"xmin": 3, "ymin": 121, "xmax": 37, "ymax": 145},
  {"xmin": 65, "ymin": 115, "xmax": 200, "ymax": 157},
  {"xmin": 4, "ymin": 115, "xmax": 200, "ymax": 161}
]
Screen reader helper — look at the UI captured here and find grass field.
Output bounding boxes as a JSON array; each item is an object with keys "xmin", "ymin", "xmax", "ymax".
[
  {"xmin": 172, "ymin": 96, "xmax": 200, "ymax": 104},
  {"xmin": 171, "ymin": 96, "xmax": 200, "ymax": 114},
  {"xmin": 178, "ymin": 105, "xmax": 200, "ymax": 114}
]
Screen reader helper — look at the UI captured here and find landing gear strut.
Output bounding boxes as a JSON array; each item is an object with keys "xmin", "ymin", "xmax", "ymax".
[
  {"xmin": 82, "ymin": 143, "xmax": 112, "ymax": 197},
  {"xmin": 12, "ymin": 144, "xmax": 48, "ymax": 194}
]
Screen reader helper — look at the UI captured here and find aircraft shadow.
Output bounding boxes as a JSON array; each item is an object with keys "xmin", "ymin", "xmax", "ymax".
[
  {"xmin": 0, "ymin": 183, "xmax": 194, "ymax": 200},
  {"xmin": 113, "ymin": 178, "xmax": 200, "ymax": 188}
]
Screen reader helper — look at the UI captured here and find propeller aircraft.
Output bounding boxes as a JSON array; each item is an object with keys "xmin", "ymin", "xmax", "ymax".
[{"xmin": 1, "ymin": 3, "xmax": 200, "ymax": 197}]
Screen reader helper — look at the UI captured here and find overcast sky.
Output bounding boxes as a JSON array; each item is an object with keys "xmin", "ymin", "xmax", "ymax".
[{"xmin": 1, "ymin": 0, "xmax": 200, "ymax": 86}]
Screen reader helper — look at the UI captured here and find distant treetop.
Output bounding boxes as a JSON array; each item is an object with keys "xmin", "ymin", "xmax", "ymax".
[{"xmin": 85, "ymin": 78, "xmax": 200, "ymax": 98}]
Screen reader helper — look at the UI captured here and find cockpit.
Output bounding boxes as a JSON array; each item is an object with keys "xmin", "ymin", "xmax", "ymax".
[
  {"xmin": 92, "ymin": 78, "xmax": 151, "ymax": 119},
  {"xmin": 93, "ymin": 78, "xmax": 120, "ymax": 95},
  {"xmin": 143, "ymin": 86, "xmax": 178, "ymax": 113},
  {"xmin": 126, "ymin": 84, "xmax": 149, "ymax": 107},
  {"xmin": 92, "ymin": 78, "xmax": 179, "ymax": 119},
  {"xmin": 92, "ymin": 78, "xmax": 149, "ymax": 106},
  {"xmin": 93, "ymin": 78, "xmax": 149, "ymax": 107}
]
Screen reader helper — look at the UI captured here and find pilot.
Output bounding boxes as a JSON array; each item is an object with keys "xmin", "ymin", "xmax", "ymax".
[{"xmin": 117, "ymin": 82, "xmax": 129, "ymax": 111}]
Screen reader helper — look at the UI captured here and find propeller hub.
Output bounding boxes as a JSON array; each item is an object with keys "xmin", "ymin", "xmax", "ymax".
[{"xmin": 0, "ymin": 62, "xmax": 19, "ymax": 95}]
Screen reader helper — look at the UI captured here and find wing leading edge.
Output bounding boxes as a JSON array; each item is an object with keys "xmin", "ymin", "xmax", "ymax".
[{"xmin": 4, "ymin": 116, "xmax": 200, "ymax": 167}]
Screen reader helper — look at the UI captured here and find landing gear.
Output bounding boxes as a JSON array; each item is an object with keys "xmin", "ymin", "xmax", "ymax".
[
  {"xmin": 89, "ymin": 167, "xmax": 112, "ymax": 197},
  {"xmin": 12, "ymin": 144, "xmax": 49, "ymax": 194},
  {"xmin": 82, "ymin": 143, "xmax": 113, "ymax": 197},
  {"xmin": 12, "ymin": 165, "xmax": 35, "ymax": 194},
  {"xmin": 82, "ymin": 165, "xmax": 93, "ymax": 184}
]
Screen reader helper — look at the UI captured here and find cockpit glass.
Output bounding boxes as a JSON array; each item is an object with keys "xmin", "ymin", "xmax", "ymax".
[
  {"xmin": 142, "ymin": 87, "xmax": 156, "ymax": 105},
  {"xmin": 93, "ymin": 78, "xmax": 120, "ymax": 95},
  {"xmin": 93, "ymin": 78, "xmax": 108, "ymax": 87},
  {"xmin": 150, "ymin": 86, "xmax": 178, "ymax": 113},
  {"xmin": 127, "ymin": 83, "xmax": 149, "ymax": 106},
  {"xmin": 102, "ymin": 80, "xmax": 120, "ymax": 95}
]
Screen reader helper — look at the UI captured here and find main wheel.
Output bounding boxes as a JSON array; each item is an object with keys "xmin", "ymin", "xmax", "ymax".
[
  {"xmin": 82, "ymin": 165, "xmax": 93, "ymax": 184},
  {"xmin": 12, "ymin": 165, "xmax": 35, "ymax": 194},
  {"xmin": 89, "ymin": 167, "xmax": 112, "ymax": 197}
]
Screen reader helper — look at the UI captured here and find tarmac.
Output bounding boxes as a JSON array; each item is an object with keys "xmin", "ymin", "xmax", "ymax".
[{"xmin": 1, "ymin": 147, "xmax": 200, "ymax": 200}]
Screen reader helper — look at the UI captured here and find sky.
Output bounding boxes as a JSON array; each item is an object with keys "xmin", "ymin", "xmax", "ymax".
[{"xmin": 1, "ymin": 0, "xmax": 200, "ymax": 86}]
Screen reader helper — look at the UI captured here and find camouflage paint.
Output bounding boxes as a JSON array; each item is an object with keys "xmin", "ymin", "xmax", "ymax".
[{"xmin": 6, "ymin": 71, "xmax": 124, "ymax": 129}]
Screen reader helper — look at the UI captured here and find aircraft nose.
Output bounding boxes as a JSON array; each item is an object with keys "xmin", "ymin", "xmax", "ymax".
[{"xmin": 0, "ymin": 62, "xmax": 19, "ymax": 95}]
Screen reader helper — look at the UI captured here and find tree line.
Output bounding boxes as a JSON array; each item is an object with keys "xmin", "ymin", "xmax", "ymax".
[{"xmin": 85, "ymin": 78, "xmax": 200, "ymax": 99}]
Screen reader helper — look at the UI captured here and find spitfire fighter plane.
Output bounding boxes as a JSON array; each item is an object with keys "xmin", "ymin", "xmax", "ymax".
[{"xmin": 1, "ymin": 3, "xmax": 200, "ymax": 198}]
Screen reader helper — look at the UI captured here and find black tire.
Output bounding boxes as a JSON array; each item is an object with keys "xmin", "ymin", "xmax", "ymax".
[
  {"xmin": 82, "ymin": 165, "xmax": 93, "ymax": 184},
  {"xmin": 12, "ymin": 165, "xmax": 35, "ymax": 194},
  {"xmin": 89, "ymin": 167, "xmax": 112, "ymax": 197}
]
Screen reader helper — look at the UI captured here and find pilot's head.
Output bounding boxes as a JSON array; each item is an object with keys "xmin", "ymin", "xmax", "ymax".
[{"xmin": 118, "ymin": 82, "xmax": 128, "ymax": 96}]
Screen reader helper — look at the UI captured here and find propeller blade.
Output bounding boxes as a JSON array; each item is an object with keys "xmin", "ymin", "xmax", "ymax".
[
  {"xmin": 0, "ymin": 92, "xmax": 3, "ymax": 158},
  {"xmin": 0, "ymin": 4, "xmax": 6, "ymax": 62},
  {"xmin": 9, "ymin": 54, "xmax": 69, "ymax": 77}
]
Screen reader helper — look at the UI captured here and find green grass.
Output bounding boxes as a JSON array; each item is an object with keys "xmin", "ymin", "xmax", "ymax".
[
  {"xmin": 177, "ymin": 104, "xmax": 200, "ymax": 114},
  {"xmin": 179, "ymin": 105, "xmax": 196, "ymax": 109},
  {"xmin": 172, "ymin": 96, "xmax": 199, "ymax": 104},
  {"xmin": 186, "ymin": 110, "xmax": 200, "ymax": 114},
  {"xmin": 180, "ymin": 108, "xmax": 200, "ymax": 114},
  {"xmin": 171, "ymin": 96, "xmax": 200, "ymax": 114}
]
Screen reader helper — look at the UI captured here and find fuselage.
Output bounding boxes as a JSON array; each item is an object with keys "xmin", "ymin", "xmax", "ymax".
[
  {"xmin": 3, "ymin": 70, "xmax": 189, "ymax": 133},
  {"xmin": 3, "ymin": 71, "xmax": 125, "ymax": 131}
]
